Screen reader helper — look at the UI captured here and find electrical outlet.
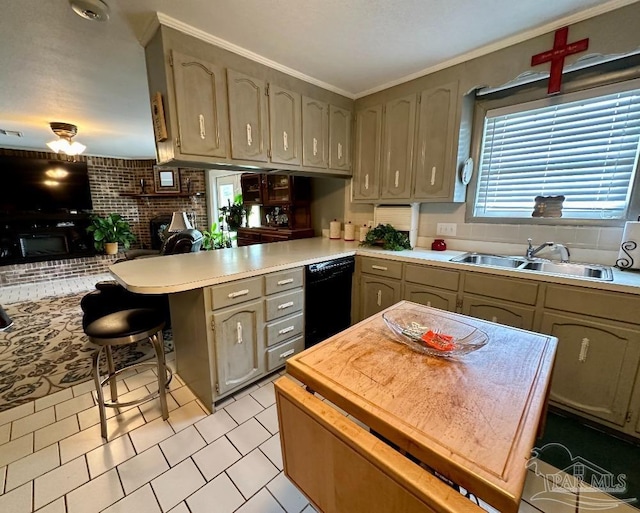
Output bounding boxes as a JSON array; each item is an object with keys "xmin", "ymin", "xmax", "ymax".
[{"xmin": 436, "ymin": 223, "xmax": 457, "ymax": 236}]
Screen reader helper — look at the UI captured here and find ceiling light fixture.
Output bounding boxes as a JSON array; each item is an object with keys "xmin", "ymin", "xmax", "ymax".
[
  {"xmin": 69, "ymin": 0, "xmax": 110, "ymax": 22},
  {"xmin": 46, "ymin": 122, "xmax": 87, "ymax": 156}
]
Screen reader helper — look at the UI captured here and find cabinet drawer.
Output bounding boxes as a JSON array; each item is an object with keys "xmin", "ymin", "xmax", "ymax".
[
  {"xmin": 360, "ymin": 257, "xmax": 403, "ymax": 279},
  {"xmin": 544, "ymin": 285, "xmax": 640, "ymax": 325},
  {"xmin": 404, "ymin": 264, "xmax": 459, "ymax": 291},
  {"xmin": 265, "ymin": 267, "xmax": 304, "ymax": 295},
  {"xmin": 209, "ymin": 277, "xmax": 263, "ymax": 310},
  {"xmin": 267, "ymin": 336, "xmax": 304, "ymax": 371},
  {"xmin": 265, "ymin": 289, "xmax": 304, "ymax": 321},
  {"xmin": 463, "ymin": 273, "xmax": 538, "ymax": 305},
  {"xmin": 266, "ymin": 312, "xmax": 304, "ymax": 347}
]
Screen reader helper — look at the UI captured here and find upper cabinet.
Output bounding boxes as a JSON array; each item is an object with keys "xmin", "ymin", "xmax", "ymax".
[
  {"xmin": 412, "ymin": 82, "xmax": 459, "ymax": 200},
  {"xmin": 302, "ymin": 96, "xmax": 329, "ymax": 168},
  {"xmin": 329, "ymin": 105, "xmax": 352, "ymax": 171},
  {"xmin": 380, "ymin": 94, "xmax": 416, "ymax": 200},
  {"xmin": 269, "ymin": 85, "xmax": 302, "ymax": 166},
  {"xmin": 171, "ymin": 51, "xmax": 229, "ymax": 159},
  {"xmin": 352, "ymin": 105, "xmax": 382, "ymax": 201},
  {"xmin": 227, "ymin": 69, "xmax": 269, "ymax": 162}
]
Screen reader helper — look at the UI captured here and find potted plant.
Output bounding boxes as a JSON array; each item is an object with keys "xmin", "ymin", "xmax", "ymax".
[
  {"xmin": 360, "ymin": 223, "xmax": 412, "ymax": 251},
  {"xmin": 219, "ymin": 194, "xmax": 247, "ymax": 232},
  {"xmin": 86, "ymin": 213, "xmax": 137, "ymax": 255},
  {"xmin": 201, "ymin": 222, "xmax": 231, "ymax": 250}
]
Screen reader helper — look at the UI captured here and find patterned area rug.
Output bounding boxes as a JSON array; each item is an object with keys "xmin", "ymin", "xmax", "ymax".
[{"xmin": 0, "ymin": 292, "xmax": 173, "ymax": 413}]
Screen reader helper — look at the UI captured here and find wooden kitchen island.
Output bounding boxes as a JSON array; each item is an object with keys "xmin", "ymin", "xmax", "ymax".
[{"xmin": 275, "ymin": 300, "xmax": 558, "ymax": 513}]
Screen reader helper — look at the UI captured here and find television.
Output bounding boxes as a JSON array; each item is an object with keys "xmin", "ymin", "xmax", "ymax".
[{"xmin": 0, "ymin": 156, "xmax": 93, "ymax": 213}]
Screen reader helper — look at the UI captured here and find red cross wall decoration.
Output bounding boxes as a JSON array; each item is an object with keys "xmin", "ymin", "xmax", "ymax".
[{"xmin": 531, "ymin": 26, "xmax": 589, "ymax": 95}]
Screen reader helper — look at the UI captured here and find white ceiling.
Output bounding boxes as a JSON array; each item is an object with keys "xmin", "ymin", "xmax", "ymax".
[{"xmin": 0, "ymin": 0, "xmax": 636, "ymax": 159}]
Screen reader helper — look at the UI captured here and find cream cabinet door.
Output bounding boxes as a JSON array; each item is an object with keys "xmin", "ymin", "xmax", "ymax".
[
  {"xmin": 269, "ymin": 84, "xmax": 302, "ymax": 166},
  {"xmin": 462, "ymin": 295, "xmax": 535, "ymax": 330},
  {"xmin": 171, "ymin": 50, "xmax": 228, "ymax": 158},
  {"xmin": 381, "ymin": 94, "xmax": 416, "ymax": 199},
  {"xmin": 361, "ymin": 276, "xmax": 401, "ymax": 319},
  {"xmin": 227, "ymin": 69, "xmax": 269, "ymax": 162},
  {"xmin": 403, "ymin": 283, "xmax": 457, "ymax": 312},
  {"xmin": 352, "ymin": 105, "xmax": 382, "ymax": 200},
  {"xmin": 212, "ymin": 299, "xmax": 265, "ymax": 395},
  {"xmin": 413, "ymin": 82, "xmax": 459, "ymax": 200},
  {"xmin": 302, "ymin": 96, "xmax": 329, "ymax": 168},
  {"xmin": 329, "ymin": 105, "xmax": 352, "ymax": 171},
  {"xmin": 541, "ymin": 312, "xmax": 640, "ymax": 426}
]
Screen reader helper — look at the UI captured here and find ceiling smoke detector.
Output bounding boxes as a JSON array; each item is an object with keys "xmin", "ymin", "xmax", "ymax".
[{"xmin": 69, "ymin": 0, "xmax": 110, "ymax": 22}]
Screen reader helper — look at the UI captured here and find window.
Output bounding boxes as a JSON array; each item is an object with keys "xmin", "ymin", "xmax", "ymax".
[{"xmin": 473, "ymin": 81, "xmax": 640, "ymax": 221}]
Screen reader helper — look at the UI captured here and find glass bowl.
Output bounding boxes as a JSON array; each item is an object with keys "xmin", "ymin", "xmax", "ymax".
[{"xmin": 382, "ymin": 307, "xmax": 488, "ymax": 357}]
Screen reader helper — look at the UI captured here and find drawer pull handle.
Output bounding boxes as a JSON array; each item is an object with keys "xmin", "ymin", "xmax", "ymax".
[
  {"xmin": 278, "ymin": 326, "xmax": 295, "ymax": 335},
  {"xmin": 371, "ymin": 265, "xmax": 388, "ymax": 271},
  {"xmin": 283, "ymin": 131, "xmax": 288, "ymax": 152},
  {"xmin": 431, "ymin": 166, "xmax": 437, "ymax": 186},
  {"xmin": 579, "ymin": 338, "xmax": 590, "ymax": 362},
  {"xmin": 377, "ymin": 289, "xmax": 382, "ymax": 307},
  {"xmin": 228, "ymin": 289, "xmax": 250, "ymax": 298},
  {"xmin": 246, "ymin": 123, "xmax": 253, "ymax": 146},
  {"xmin": 199, "ymin": 114, "xmax": 206, "ymax": 139},
  {"xmin": 236, "ymin": 322, "xmax": 243, "ymax": 344},
  {"xmin": 364, "ymin": 173, "xmax": 369, "ymax": 190},
  {"xmin": 278, "ymin": 301, "xmax": 294, "ymax": 310},
  {"xmin": 313, "ymin": 137, "xmax": 318, "ymax": 156},
  {"xmin": 338, "ymin": 142, "xmax": 343, "ymax": 161},
  {"xmin": 394, "ymin": 170, "xmax": 400, "ymax": 188},
  {"xmin": 277, "ymin": 278, "xmax": 294, "ymax": 286},
  {"xmin": 280, "ymin": 348, "xmax": 295, "ymax": 358}
]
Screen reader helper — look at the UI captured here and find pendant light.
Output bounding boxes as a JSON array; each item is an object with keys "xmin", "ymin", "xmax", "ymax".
[{"xmin": 46, "ymin": 122, "xmax": 86, "ymax": 156}]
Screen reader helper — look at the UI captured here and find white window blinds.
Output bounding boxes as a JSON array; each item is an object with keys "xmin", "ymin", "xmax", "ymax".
[{"xmin": 474, "ymin": 84, "xmax": 640, "ymax": 220}]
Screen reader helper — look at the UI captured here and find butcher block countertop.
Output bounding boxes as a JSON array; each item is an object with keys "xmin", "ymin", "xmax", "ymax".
[{"xmin": 279, "ymin": 301, "xmax": 558, "ymax": 513}]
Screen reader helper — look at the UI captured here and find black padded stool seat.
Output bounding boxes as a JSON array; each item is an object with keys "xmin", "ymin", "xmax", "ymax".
[{"xmin": 85, "ymin": 308, "xmax": 172, "ymax": 440}]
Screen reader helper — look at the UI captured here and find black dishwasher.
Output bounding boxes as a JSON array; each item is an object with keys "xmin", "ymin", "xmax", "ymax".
[{"xmin": 305, "ymin": 256, "xmax": 355, "ymax": 348}]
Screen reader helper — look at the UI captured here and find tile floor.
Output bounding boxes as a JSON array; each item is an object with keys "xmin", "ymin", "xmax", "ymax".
[{"xmin": 0, "ymin": 274, "xmax": 636, "ymax": 513}]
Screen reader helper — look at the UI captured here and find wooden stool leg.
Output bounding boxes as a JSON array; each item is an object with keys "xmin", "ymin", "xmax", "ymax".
[
  {"xmin": 93, "ymin": 347, "xmax": 108, "ymax": 440},
  {"xmin": 151, "ymin": 330, "xmax": 169, "ymax": 421},
  {"xmin": 106, "ymin": 345, "xmax": 118, "ymax": 402}
]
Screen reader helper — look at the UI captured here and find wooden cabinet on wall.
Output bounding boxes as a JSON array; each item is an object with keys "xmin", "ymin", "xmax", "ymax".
[
  {"xmin": 352, "ymin": 105, "xmax": 382, "ymax": 201},
  {"xmin": 329, "ymin": 105, "xmax": 352, "ymax": 171},
  {"xmin": 170, "ymin": 50, "xmax": 229, "ymax": 159},
  {"xmin": 302, "ymin": 96, "xmax": 329, "ymax": 168},
  {"xmin": 269, "ymin": 84, "xmax": 302, "ymax": 166}
]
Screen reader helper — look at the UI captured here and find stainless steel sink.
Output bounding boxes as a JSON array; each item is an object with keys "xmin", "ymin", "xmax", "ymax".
[
  {"xmin": 450, "ymin": 253, "xmax": 527, "ymax": 268},
  {"xmin": 450, "ymin": 252, "xmax": 614, "ymax": 281},
  {"xmin": 520, "ymin": 261, "xmax": 613, "ymax": 280}
]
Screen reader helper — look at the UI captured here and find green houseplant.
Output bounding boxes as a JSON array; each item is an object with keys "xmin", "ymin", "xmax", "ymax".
[
  {"xmin": 360, "ymin": 223, "xmax": 412, "ymax": 251},
  {"xmin": 220, "ymin": 194, "xmax": 247, "ymax": 232},
  {"xmin": 201, "ymin": 222, "xmax": 231, "ymax": 250},
  {"xmin": 86, "ymin": 213, "xmax": 137, "ymax": 255}
]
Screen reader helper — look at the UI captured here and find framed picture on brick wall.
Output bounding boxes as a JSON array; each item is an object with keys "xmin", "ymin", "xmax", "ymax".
[{"xmin": 153, "ymin": 167, "xmax": 180, "ymax": 193}]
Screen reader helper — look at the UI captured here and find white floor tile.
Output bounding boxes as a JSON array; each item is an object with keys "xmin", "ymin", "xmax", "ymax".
[
  {"xmin": 66, "ymin": 468, "xmax": 124, "ymax": 513},
  {"xmin": 5, "ymin": 443, "xmax": 59, "ymax": 492},
  {"xmin": 235, "ymin": 488, "xmax": 285, "ymax": 513},
  {"xmin": 0, "ymin": 422, "xmax": 10, "ymax": 444},
  {"xmin": 227, "ymin": 449, "xmax": 279, "ymax": 500},
  {"xmin": 225, "ymin": 395, "xmax": 264, "ymax": 425},
  {"xmin": 227, "ymin": 417, "xmax": 271, "ymax": 455},
  {"xmin": 255, "ymin": 404, "xmax": 279, "ymax": 435},
  {"xmin": 0, "ymin": 465, "xmax": 5, "ymax": 492},
  {"xmin": 168, "ymin": 502, "xmax": 190, "ymax": 513},
  {"xmin": 139, "ymin": 392, "xmax": 179, "ymax": 424},
  {"xmin": 105, "ymin": 406, "xmax": 147, "ymax": 439},
  {"xmin": 76, "ymin": 402, "xmax": 117, "ymax": 431},
  {"xmin": 34, "ymin": 415, "xmax": 79, "ymax": 451},
  {"xmin": 159, "ymin": 425, "xmax": 206, "ymax": 467},
  {"xmin": 170, "ymin": 385, "xmax": 198, "ymax": 406},
  {"xmin": 54, "ymin": 392, "xmax": 95, "ymax": 421},
  {"xmin": 33, "ymin": 456, "xmax": 89, "ymax": 510},
  {"xmin": 267, "ymin": 472, "xmax": 310, "ymax": 513},
  {"xmin": 167, "ymin": 400, "xmax": 207, "ymax": 433},
  {"xmin": 233, "ymin": 384, "xmax": 260, "ymax": 400},
  {"xmin": 129, "ymin": 416, "xmax": 174, "ymax": 454},
  {"xmin": 0, "ymin": 433, "xmax": 33, "ymax": 468},
  {"xmin": 151, "ymin": 458, "xmax": 206, "ymax": 512},
  {"xmin": 34, "ymin": 497, "xmax": 65, "ymax": 513},
  {"xmin": 72, "ymin": 379, "xmax": 97, "ymax": 398},
  {"xmin": 0, "ymin": 401, "xmax": 34, "ymax": 427},
  {"xmin": 0, "ymin": 481, "xmax": 31, "ymax": 513},
  {"xmin": 11, "ymin": 407, "xmax": 55, "ymax": 439},
  {"xmin": 86, "ymin": 433, "xmax": 136, "ymax": 479},
  {"xmin": 118, "ymin": 445, "xmax": 169, "ymax": 495},
  {"xmin": 260, "ymin": 434, "xmax": 283, "ymax": 470},
  {"xmin": 186, "ymin": 472, "xmax": 245, "ymax": 513},
  {"xmin": 250, "ymin": 382, "xmax": 276, "ymax": 408},
  {"xmin": 59, "ymin": 423, "xmax": 105, "ymax": 464},
  {"xmin": 519, "ymin": 500, "xmax": 544, "ymax": 512},
  {"xmin": 192, "ymin": 436, "xmax": 241, "ymax": 481},
  {"xmin": 124, "ymin": 369, "xmax": 158, "ymax": 391},
  {"xmin": 102, "ymin": 483, "xmax": 162, "ymax": 513},
  {"xmin": 194, "ymin": 408, "xmax": 238, "ymax": 443},
  {"xmin": 34, "ymin": 389, "xmax": 74, "ymax": 412}
]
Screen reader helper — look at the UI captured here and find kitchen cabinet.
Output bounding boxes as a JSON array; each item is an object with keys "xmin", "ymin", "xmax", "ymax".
[
  {"xmin": 402, "ymin": 264, "xmax": 459, "ymax": 312},
  {"xmin": 240, "ymin": 173, "xmax": 264, "ymax": 205},
  {"xmin": 302, "ymin": 96, "xmax": 329, "ymax": 168},
  {"xmin": 412, "ymin": 82, "xmax": 459, "ymax": 200},
  {"xmin": 380, "ymin": 94, "xmax": 417, "ymax": 199},
  {"xmin": 462, "ymin": 295, "xmax": 535, "ymax": 330},
  {"xmin": 170, "ymin": 50, "xmax": 229, "ymax": 159},
  {"xmin": 359, "ymin": 257, "xmax": 403, "ymax": 318},
  {"xmin": 540, "ymin": 311, "xmax": 640, "ymax": 426},
  {"xmin": 227, "ymin": 69, "xmax": 269, "ymax": 162},
  {"xmin": 352, "ymin": 105, "xmax": 383, "ymax": 201},
  {"xmin": 237, "ymin": 227, "xmax": 315, "ymax": 246},
  {"xmin": 329, "ymin": 105, "xmax": 352, "ymax": 171},
  {"xmin": 269, "ymin": 84, "xmax": 302, "ymax": 166}
]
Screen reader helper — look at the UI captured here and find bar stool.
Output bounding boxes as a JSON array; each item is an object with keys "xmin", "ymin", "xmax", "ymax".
[{"xmin": 84, "ymin": 308, "xmax": 172, "ymax": 440}]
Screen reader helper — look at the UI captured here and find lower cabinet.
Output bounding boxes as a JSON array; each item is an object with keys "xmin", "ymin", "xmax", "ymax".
[
  {"xmin": 462, "ymin": 295, "xmax": 535, "ymax": 330},
  {"xmin": 403, "ymin": 283, "xmax": 457, "ymax": 311},
  {"xmin": 361, "ymin": 276, "xmax": 401, "ymax": 318},
  {"xmin": 540, "ymin": 311, "xmax": 640, "ymax": 426}
]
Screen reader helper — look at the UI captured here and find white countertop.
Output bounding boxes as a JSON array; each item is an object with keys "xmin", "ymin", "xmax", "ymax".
[{"xmin": 110, "ymin": 237, "xmax": 640, "ymax": 295}]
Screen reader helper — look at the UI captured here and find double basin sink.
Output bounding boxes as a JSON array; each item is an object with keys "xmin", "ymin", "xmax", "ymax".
[{"xmin": 450, "ymin": 252, "xmax": 614, "ymax": 281}]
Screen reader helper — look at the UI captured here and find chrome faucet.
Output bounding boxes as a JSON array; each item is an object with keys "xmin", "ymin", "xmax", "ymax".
[{"xmin": 526, "ymin": 238, "xmax": 571, "ymax": 262}]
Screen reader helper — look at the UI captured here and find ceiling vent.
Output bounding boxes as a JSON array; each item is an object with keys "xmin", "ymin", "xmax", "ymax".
[
  {"xmin": 69, "ymin": 0, "xmax": 110, "ymax": 22},
  {"xmin": 0, "ymin": 129, "xmax": 24, "ymax": 137}
]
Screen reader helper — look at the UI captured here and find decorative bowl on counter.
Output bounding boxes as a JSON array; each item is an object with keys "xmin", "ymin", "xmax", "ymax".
[{"xmin": 382, "ymin": 307, "xmax": 488, "ymax": 357}]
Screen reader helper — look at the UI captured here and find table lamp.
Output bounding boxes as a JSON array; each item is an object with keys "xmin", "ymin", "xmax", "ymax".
[{"xmin": 168, "ymin": 211, "xmax": 193, "ymax": 232}]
